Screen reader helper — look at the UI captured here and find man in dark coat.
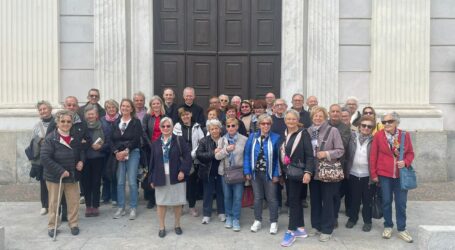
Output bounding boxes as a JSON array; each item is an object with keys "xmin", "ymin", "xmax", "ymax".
[
  {"xmin": 78, "ymin": 88, "xmax": 106, "ymax": 118},
  {"xmin": 290, "ymin": 93, "xmax": 312, "ymax": 129},
  {"xmin": 178, "ymin": 87, "xmax": 206, "ymax": 129}
]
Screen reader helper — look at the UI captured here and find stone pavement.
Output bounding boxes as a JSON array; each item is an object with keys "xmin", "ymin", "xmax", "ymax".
[{"xmin": 1, "ymin": 200, "xmax": 455, "ymax": 250}]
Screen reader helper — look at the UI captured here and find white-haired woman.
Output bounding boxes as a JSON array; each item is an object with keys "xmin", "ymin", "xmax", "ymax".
[{"xmin": 196, "ymin": 119, "xmax": 226, "ymax": 224}]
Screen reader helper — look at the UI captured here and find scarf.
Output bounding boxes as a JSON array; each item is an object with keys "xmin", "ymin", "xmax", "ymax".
[
  {"xmin": 251, "ymin": 133, "xmax": 274, "ymax": 180},
  {"xmin": 309, "ymin": 124, "xmax": 321, "ymax": 156},
  {"xmin": 161, "ymin": 136, "xmax": 172, "ymax": 164},
  {"xmin": 87, "ymin": 120, "xmax": 105, "ymax": 143},
  {"xmin": 385, "ymin": 129, "xmax": 400, "ymax": 157},
  {"xmin": 105, "ymin": 113, "xmax": 119, "ymax": 122},
  {"xmin": 225, "ymin": 133, "xmax": 238, "ymax": 166},
  {"xmin": 358, "ymin": 132, "xmax": 371, "ymax": 145},
  {"xmin": 280, "ymin": 129, "xmax": 303, "ymax": 164}
]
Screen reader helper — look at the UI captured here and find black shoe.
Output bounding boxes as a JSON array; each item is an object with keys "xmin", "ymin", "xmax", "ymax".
[
  {"xmin": 48, "ymin": 229, "xmax": 58, "ymax": 238},
  {"xmin": 175, "ymin": 227, "xmax": 183, "ymax": 235},
  {"xmin": 62, "ymin": 216, "xmax": 68, "ymax": 222},
  {"xmin": 334, "ymin": 220, "xmax": 339, "ymax": 228},
  {"xmin": 159, "ymin": 229, "xmax": 166, "ymax": 238},
  {"xmin": 362, "ymin": 223, "xmax": 372, "ymax": 232},
  {"xmin": 71, "ymin": 227, "xmax": 80, "ymax": 235},
  {"xmin": 345, "ymin": 220, "xmax": 356, "ymax": 229},
  {"xmin": 147, "ymin": 201, "xmax": 155, "ymax": 209}
]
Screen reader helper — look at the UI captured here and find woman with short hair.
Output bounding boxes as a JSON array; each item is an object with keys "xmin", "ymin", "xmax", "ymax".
[
  {"xmin": 362, "ymin": 106, "xmax": 383, "ymax": 135},
  {"xmin": 149, "ymin": 117, "xmax": 192, "ymax": 238}
]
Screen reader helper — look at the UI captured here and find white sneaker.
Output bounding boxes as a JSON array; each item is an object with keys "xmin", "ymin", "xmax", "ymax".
[
  {"xmin": 218, "ymin": 213, "xmax": 226, "ymax": 222},
  {"xmin": 270, "ymin": 222, "xmax": 278, "ymax": 234},
  {"xmin": 40, "ymin": 208, "xmax": 48, "ymax": 215},
  {"xmin": 113, "ymin": 208, "xmax": 126, "ymax": 219},
  {"xmin": 79, "ymin": 196, "xmax": 85, "ymax": 204},
  {"xmin": 202, "ymin": 216, "xmax": 210, "ymax": 224},
  {"xmin": 250, "ymin": 220, "xmax": 262, "ymax": 232},
  {"xmin": 129, "ymin": 208, "xmax": 137, "ymax": 220}
]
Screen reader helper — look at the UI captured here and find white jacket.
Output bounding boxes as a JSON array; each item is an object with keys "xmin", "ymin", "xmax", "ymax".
[{"xmin": 173, "ymin": 122, "xmax": 205, "ymax": 162}]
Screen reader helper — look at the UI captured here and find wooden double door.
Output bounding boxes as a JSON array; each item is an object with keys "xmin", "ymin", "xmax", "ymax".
[{"xmin": 154, "ymin": 0, "xmax": 282, "ymax": 107}]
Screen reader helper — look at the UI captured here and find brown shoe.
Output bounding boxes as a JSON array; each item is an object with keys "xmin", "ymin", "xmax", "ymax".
[
  {"xmin": 92, "ymin": 207, "xmax": 99, "ymax": 217},
  {"xmin": 85, "ymin": 207, "xmax": 93, "ymax": 217}
]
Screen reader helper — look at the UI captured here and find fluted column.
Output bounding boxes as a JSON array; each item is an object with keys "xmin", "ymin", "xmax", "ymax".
[
  {"xmin": 130, "ymin": 0, "xmax": 154, "ymax": 98},
  {"xmin": 0, "ymin": 0, "xmax": 59, "ymax": 108},
  {"xmin": 281, "ymin": 0, "xmax": 305, "ymax": 102},
  {"xmin": 371, "ymin": 0, "xmax": 442, "ymax": 130},
  {"xmin": 306, "ymin": 0, "xmax": 339, "ymax": 108},
  {"xmin": 94, "ymin": 0, "xmax": 128, "ymax": 101}
]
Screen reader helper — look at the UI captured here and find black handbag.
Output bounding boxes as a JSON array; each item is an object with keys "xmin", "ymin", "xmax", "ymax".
[
  {"xmin": 372, "ymin": 185, "xmax": 383, "ymax": 219},
  {"xmin": 286, "ymin": 162, "xmax": 305, "ymax": 181}
]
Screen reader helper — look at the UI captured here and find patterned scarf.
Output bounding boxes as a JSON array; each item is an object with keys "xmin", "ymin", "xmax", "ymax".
[
  {"xmin": 225, "ymin": 133, "xmax": 238, "ymax": 166},
  {"xmin": 161, "ymin": 136, "xmax": 172, "ymax": 164},
  {"xmin": 105, "ymin": 113, "xmax": 119, "ymax": 122},
  {"xmin": 385, "ymin": 129, "xmax": 400, "ymax": 157}
]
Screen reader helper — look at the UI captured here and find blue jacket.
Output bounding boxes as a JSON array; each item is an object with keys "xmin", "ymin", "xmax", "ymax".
[{"xmin": 243, "ymin": 131, "xmax": 281, "ymax": 180}]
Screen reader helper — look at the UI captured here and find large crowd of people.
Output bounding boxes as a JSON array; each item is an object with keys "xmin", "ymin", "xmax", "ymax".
[{"xmin": 30, "ymin": 87, "xmax": 415, "ymax": 246}]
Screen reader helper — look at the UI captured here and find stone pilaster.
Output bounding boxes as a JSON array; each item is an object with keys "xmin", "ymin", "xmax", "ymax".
[
  {"xmin": 94, "ymin": 0, "xmax": 128, "ymax": 101},
  {"xmin": 371, "ymin": 0, "xmax": 442, "ymax": 130},
  {"xmin": 306, "ymin": 0, "xmax": 339, "ymax": 108}
]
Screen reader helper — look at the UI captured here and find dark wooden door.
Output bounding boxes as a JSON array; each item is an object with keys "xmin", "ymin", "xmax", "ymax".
[{"xmin": 154, "ymin": 0, "xmax": 281, "ymax": 107}]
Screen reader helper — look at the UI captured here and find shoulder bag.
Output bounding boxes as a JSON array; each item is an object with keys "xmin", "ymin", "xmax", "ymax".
[
  {"xmin": 317, "ymin": 127, "xmax": 344, "ymax": 182},
  {"xmin": 283, "ymin": 130, "xmax": 305, "ymax": 181},
  {"xmin": 399, "ymin": 131, "xmax": 417, "ymax": 190},
  {"xmin": 222, "ymin": 138, "xmax": 245, "ymax": 184}
]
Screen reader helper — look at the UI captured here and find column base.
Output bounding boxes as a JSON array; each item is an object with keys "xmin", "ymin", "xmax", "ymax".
[{"xmin": 374, "ymin": 105, "xmax": 443, "ymax": 131}]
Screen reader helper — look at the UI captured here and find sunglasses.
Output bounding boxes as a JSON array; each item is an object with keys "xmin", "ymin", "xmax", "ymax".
[
  {"xmin": 260, "ymin": 122, "xmax": 271, "ymax": 126},
  {"xmin": 160, "ymin": 125, "xmax": 171, "ymax": 128},
  {"xmin": 241, "ymin": 106, "xmax": 250, "ymax": 109},
  {"xmin": 90, "ymin": 95, "xmax": 99, "ymax": 98},
  {"xmin": 360, "ymin": 124, "xmax": 373, "ymax": 129},
  {"xmin": 381, "ymin": 120, "xmax": 395, "ymax": 125},
  {"xmin": 226, "ymin": 125, "xmax": 237, "ymax": 128},
  {"xmin": 60, "ymin": 120, "xmax": 72, "ymax": 124},
  {"xmin": 363, "ymin": 112, "xmax": 373, "ymax": 115}
]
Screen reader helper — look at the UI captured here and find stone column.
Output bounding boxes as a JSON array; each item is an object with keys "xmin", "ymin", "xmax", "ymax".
[
  {"xmin": 94, "ymin": 0, "xmax": 128, "ymax": 101},
  {"xmin": 306, "ymin": 0, "xmax": 340, "ymax": 108},
  {"xmin": 130, "ymin": 0, "xmax": 154, "ymax": 99},
  {"xmin": 281, "ymin": 0, "xmax": 305, "ymax": 103},
  {"xmin": 371, "ymin": 0, "xmax": 442, "ymax": 130}
]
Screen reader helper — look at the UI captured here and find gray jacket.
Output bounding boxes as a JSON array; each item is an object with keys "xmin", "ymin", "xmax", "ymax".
[
  {"xmin": 346, "ymin": 131, "xmax": 373, "ymax": 182},
  {"xmin": 215, "ymin": 134, "xmax": 248, "ymax": 176}
]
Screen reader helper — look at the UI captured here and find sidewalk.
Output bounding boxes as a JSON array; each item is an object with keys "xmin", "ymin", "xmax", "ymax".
[{"xmin": 1, "ymin": 200, "xmax": 455, "ymax": 249}]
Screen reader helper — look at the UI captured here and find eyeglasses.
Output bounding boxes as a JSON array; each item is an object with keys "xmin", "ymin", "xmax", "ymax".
[
  {"xmin": 220, "ymin": 99, "xmax": 229, "ymax": 102},
  {"xmin": 381, "ymin": 120, "xmax": 395, "ymax": 125},
  {"xmin": 90, "ymin": 95, "xmax": 99, "ymax": 98},
  {"xmin": 226, "ymin": 125, "xmax": 237, "ymax": 128},
  {"xmin": 260, "ymin": 122, "xmax": 271, "ymax": 126},
  {"xmin": 360, "ymin": 124, "xmax": 373, "ymax": 129},
  {"xmin": 274, "ymin": 104, "xmax": 285, "ymax": 107},
  {"xmin": 160, "ymin": 125, "xmax": 171, "ymax": 128},
  {"xmin": 363, "ymin": 112, "xmax": 373, "ymax": 115},
  {"xmin": 241, "ymin": 106, "xmax": 250, "ymax": 109},
  {"xmin": 60, "ymin": 120, "xmax": 72, "ymax": 124}
]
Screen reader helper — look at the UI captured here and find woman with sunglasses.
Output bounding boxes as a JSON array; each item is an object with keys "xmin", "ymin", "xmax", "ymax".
[
  {"xmin": 214, "ymin": 118, "xmax": 248, "ymax": 231},
  {"xmin": 345, "ymin": 115, "xmax": 376, "ymax": 232},
  {"xmin": 370, "ymin": 112, "xmax": 415, "ymax": 243},
  {"xmin": 149, "ymin": 117, "xmax": 192, "ymax": 238},
  {"xmin": 240, "ymin": 100, "xmax": 255, "ymax": 136},
  {"xmin": 244, "ymin": 114, "xmax": 281, "ymax": 234},
  {"xmin": 362, "ymin": 106, "xmax": 383, "ymax": 135}
]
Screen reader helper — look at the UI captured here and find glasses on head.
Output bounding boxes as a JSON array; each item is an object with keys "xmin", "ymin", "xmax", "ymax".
[
  {"xmin": 363, "ymin": 111, "xmax": 373, "ymax": 115},
  {"xmin": 381, "ymin": 120, "xmax": 395, "ymax": 125},
  {"xmin": 360, "ymin": 124, "xmax": 373, "ymax": 129},
  {"xmin": 260, "ymin": 122, "xmax": 271, "ymax": 126},
  {"xmin": 60, "ymin": 120, "xmax": 72, "ymax": 124},
  {"xmin": 160, "ymin": 125, "xmax": 171, "ymax": 128},
  {"xmin": 226, "ymin": 124, "xmax": 237, "ymax": 128}
]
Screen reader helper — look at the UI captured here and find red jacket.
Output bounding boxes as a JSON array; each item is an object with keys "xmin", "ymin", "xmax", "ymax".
[{"xmin": 369, "ymin": 129, "xmax": 414, "ymax": 179}]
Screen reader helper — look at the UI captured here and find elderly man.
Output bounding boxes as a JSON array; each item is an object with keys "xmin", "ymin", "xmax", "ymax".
[
  {"xmin": 133, "ymin": 91, "xmax": 147, "ymax": 123},
  {"xmin": 218, "ymin": 94, "xmax": 229, "ymax": 122},
  {"xmin": 328, "ymin": 104, "xmax": 352, "ymax": 227},
  {"xmin": 290, "ymin": 93, "xmax": 312, "ymax": 128},
  {"xmin": 306, "ymin": 95, "xmax": 318, "ymax": 112},
  {"xmin": 231, "ymin": 95, "xmax": 242, "ymax": 118},
  {"xmin": 78, "ymin": 89, "xmax": 106, "ymax": 118},
  {"xmin": 341, "ymin": 107, "xmax": 357, "ymax": 131},
  {"xmin": 162, "ymin": 88, "xmax": 179, "ymax": 123},
  {"xmin": 179, "ymin": 87, "xmax": 206, "ymax": 128},
  {"xmin": 265, "ymin": 92, "xmax": 276, "ymax": 115},
  {"xmin": 346, "ymin": 96, "xmax": 361, "ymax": 126}
]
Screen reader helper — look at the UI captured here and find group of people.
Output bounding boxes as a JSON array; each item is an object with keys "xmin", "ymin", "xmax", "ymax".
[{"xmin": 30, "ymin": 87, "xmax": 415, "ymax": 247}]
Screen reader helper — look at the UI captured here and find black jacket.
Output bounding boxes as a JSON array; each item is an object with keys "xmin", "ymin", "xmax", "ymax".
[
  {"xmin": 179, "ymin": 103, "xmax": 206, "ymax": 129},
  {"xmin": 142, "ymin": 113, "xmax": 165, "ymax": 148},
  {"xmin": 196, "ymin": 135, "xmax": 218, "ymax": 181},
  {"xmin": 291, "ymin": 107, "xmax": 312, "ymax": 129},
  {"xmin": 41, "ymin": 130, "xmax": 84, "ymax": 183},
  {"xmin": 164, "ymin": 103, "xmax": 179, "ymax": 124},
  {"xmin": 46, "ymin": 114, "xmax": 91, "ymax": 152},
  {"xmin": 111, "ymin": 117, "xmax": 143, "ymax": 153},
  {"xmin": 148, "ymin": 135, "xmax": 192, "ymax": 187},
  {"xmin": 280, "ymin": 129, "xmax": 315, "ymax": 177}
]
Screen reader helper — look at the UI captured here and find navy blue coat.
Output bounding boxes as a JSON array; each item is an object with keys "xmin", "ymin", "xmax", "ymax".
[{"xmin": 148, "ymin": 135, "xmax": 192, "ymax": 187}]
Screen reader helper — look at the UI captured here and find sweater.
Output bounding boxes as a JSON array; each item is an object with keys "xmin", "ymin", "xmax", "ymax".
[{"xmin": 111, "ymin": 117, "xmax": 143, "ymax": 153}]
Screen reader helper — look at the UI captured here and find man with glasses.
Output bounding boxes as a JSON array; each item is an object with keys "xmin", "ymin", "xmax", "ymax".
[
  {"xmin": 265, "ymin": 92, "xmax": 276, "ymax": 116},
  {"xmin": 219, "ymin": 94, "xmax": 229, "ymax": 122},
  {"xmin": 78, "ymin": 89, "xmax": 106, "ymax": 118},
  {"xmin": 290, "ymin": 93, "xmax": 311, "ymax": 129}
]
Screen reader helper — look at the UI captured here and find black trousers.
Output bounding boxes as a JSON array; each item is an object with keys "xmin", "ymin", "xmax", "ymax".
[
  {"xmin": 310, "ymin": 180, "xmax": 340, "ymax": 234},
  {"xmin": 39, "ymin": 167, "xmax": 49, "ymax": 209},
  {"xmin": 144, "ymin": 185, "xmax": 156, "ymax": 205},
  {"xmin": 83, "ymin": 157, "xmax": 104, "ymax": 208},
  {"xmin": 187, "ymin": 169, "xmax": 200, "ymax": 208},
  {"xmin": 288, "ymin": 179, "xmax": 306, "ymax": 230},
  {"xmin": 348, "ymin": 175, "xmax": 373, "ymax": 224},
  {"xmin": 334, "ymin": 178, "xmax": 351, "ymax": 219}
]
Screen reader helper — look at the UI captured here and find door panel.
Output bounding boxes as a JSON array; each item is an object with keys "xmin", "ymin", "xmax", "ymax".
[
  {"xmin": 250, "ymin": 55, "xmax": 280, "ymax": 99},
  {"xmin": 186, "ymin": 55, "xmax": 218, "ymax": 107},
  {"xmin": 251, "ymin": 0, "xmax": 281, "ymax": 52},
  {"xmin": 218, "ymin": 56, "xmax": 249, "ymax": 99},
  {"xmin": 187, "ymin": 0, "xmax": 218, "ymax": 52},
  {"xmin": 154, "ymin": 0, "xmax": 185, "ymax": 52},
  {"xmin": 218, "ymin": 0, "xmax": 250, "ymax": 52},
  {"xmin": 154, "ymin": 54, "xmax": 186, "ymax": 102}
]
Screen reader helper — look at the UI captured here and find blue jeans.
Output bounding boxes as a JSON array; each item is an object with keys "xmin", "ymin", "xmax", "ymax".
[
  {"xmin": 379, "ymin": 176, "xmax": 408, "ymax": 231},
  {"xmin": 117, "ymin": 148, "xmax": 140, "ymax": 209},
  {"xmin": 221, "ymin": 177, "xmax": 244, "ymax": 220},
  {"xmin": 202, "ymin": 175, "xmax": 225, "ymax": 217}
]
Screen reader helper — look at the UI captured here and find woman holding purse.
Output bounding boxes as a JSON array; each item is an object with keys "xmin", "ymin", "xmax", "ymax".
[
  {"xmin": 215, "ymin": 118, "xmax": 248, "ymax": 231},
  {"xmin": 280, "ymin": 109, "xmax": 314, "ymax": 247}
]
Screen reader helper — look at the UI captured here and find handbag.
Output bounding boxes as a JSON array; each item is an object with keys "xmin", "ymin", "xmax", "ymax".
[
  {"xmin": 317, "ymin": 127, "xmax": 344, "ymax": 182},
  {"xmin": 399, "ymin": 131, "xmax": 417, "ymax": 190},
  {"xmin": 221, "ymin": 138, "xmax": 244, "ymax": 184},
  {"xmin": 242, "ymin": 186, "xmax": 254, "ymax": 207},
  {"xmin": 286, "ymin": 162, "xmax": 305, "ymax": 181},
  {"xmin": 372, "ymin": 185, "xmax": 383, "ymax": 219}
]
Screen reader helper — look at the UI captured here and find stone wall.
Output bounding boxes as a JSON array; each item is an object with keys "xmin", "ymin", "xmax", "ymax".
[{"xmin": 0, "ymin": 130, "xmax": 451, "ymax": 184}]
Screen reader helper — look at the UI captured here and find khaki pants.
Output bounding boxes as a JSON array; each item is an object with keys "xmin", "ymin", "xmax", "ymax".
[{"xmin": 46, "ymin": 181, "xmax": 80, "ymax": 229}]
